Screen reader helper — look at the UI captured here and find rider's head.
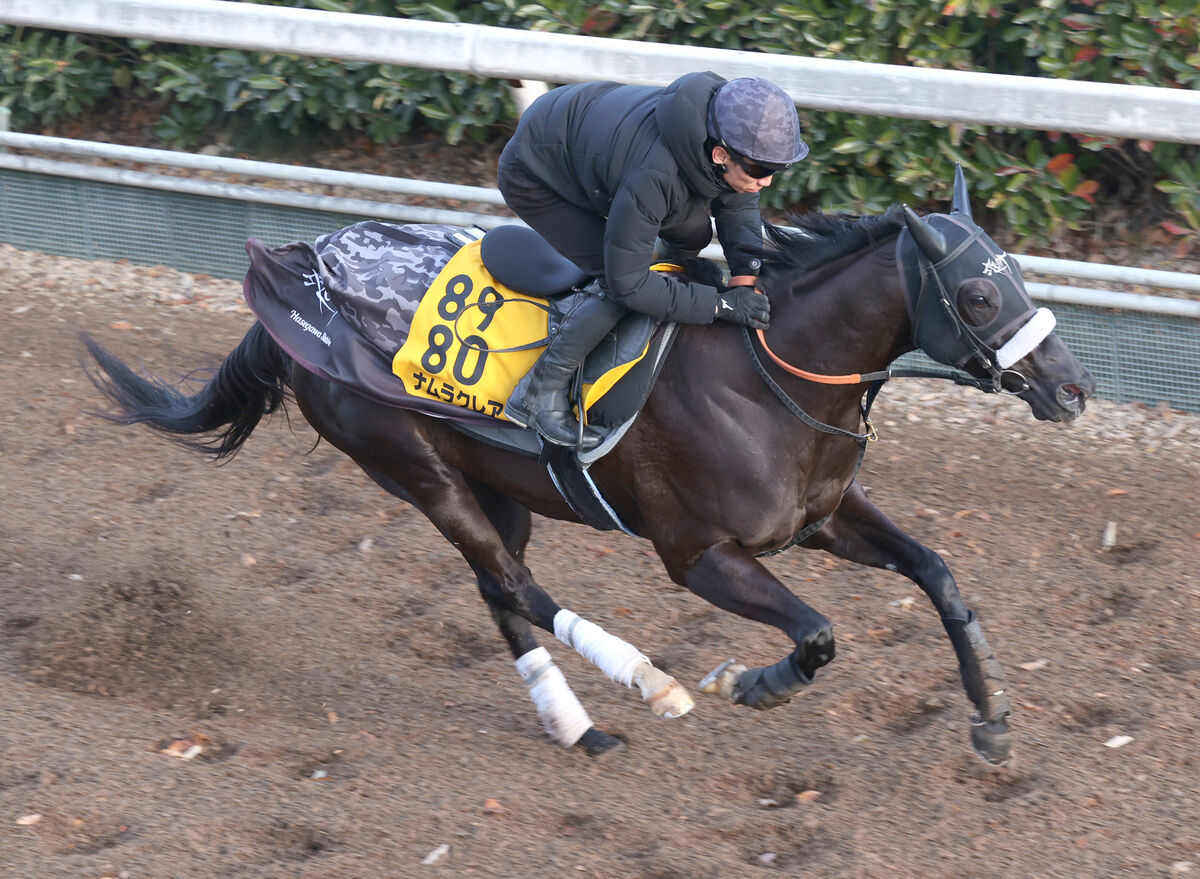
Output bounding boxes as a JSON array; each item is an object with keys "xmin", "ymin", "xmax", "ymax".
[{"xmin": 706, "ymin": 77, "xmax": 808, "ymax": 192}]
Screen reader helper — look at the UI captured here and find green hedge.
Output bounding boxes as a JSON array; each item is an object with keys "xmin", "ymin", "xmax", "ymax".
[{"xmin": 2, "ymin": 0, "xmax": 1197, "ymax": 247}]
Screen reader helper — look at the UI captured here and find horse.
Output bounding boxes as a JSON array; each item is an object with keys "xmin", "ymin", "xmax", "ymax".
[{"xmin": 81, "ymin": 168, "xmax": 1095, "ymax": 766}]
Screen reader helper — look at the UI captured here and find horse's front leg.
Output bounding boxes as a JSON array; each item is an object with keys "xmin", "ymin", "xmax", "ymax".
[
  {"xmin": 804, "ymin": 485, "xmax": 1012, "ymax": 766},
  {"xmin": 670, "ymin": 541, "xmax": 837, "ymax": 710}
]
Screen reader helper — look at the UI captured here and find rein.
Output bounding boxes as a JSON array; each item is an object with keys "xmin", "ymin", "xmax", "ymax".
[
  {"xmin": 755, "ymin": 328, "xmax": 997, "ymax": 389},
  {"xmin": 740, "ymin": 237, "xmax": 1002, "ymax": 558},
  {"xmin": 741, "ymin": 325, "xmax": 881, "ymax": 558}
]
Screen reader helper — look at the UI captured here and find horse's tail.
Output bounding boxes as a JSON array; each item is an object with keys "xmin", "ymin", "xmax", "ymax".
[{"xmin": 80, "ymin": 322, "xmax": 292, "ymax": 461}]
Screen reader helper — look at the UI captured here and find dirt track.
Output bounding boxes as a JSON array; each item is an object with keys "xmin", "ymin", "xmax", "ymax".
[{"xmin": 1, "ymin": 244, "xmax": 1198, "ymax": 878}]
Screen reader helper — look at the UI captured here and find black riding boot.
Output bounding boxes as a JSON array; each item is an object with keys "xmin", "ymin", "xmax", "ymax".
[{"xmin": 505, "ymin": 289, "xmax": 626, "ymax": 450}]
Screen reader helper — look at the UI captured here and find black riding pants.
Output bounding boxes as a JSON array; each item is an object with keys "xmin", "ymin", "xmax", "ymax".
[{"xmin": 496, "ymin": 154, "xmax": 608, "ymax": 284}]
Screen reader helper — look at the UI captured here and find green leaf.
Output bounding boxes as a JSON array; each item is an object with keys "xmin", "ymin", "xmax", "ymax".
[{"xmin": 832, "ymin": 137, "xmax": 870, "ymax": 154}]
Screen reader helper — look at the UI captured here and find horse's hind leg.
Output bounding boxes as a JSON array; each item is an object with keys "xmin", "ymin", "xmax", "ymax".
[
  {"xmin": 309, "ymin": 390, "xmax": 693, "ymax": 720},
  {"xmin": 363, "ymin": 468, "xmax": 623, "ymax": 753},
  {"xmin": 804, "ymin": 485, "xmax": 1012, "ymax": 766},
  {"xmin": 463, "ymin": 479, "xmax": 623, "ymax": 756},
  {"xmin": 384, "ymin": 458, "xmax": 691, "ymax": 718}
]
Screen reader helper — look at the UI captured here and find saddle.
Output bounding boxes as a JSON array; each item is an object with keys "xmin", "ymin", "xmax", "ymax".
[{"xmin": 243, "ymin": 221, "xmax": 681, "ymax": 533}]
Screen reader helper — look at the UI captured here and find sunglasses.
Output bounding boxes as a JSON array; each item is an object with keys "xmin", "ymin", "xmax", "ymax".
[{"xmin": 728, "ymin": 150, "xmax": 790, "ymax": 180}]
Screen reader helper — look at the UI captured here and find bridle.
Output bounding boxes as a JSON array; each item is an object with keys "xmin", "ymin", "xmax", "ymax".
[
  {"xmin": 750, "ymin": 218, "xmax": 1056, "ymax": 397},
  {"xmin": 741, "ymin": 210, "xmax": 1057, "ymax": 558},
  {"xmin": 903, "ymin": 221, "xmax": 1053, "ymax": 397}
]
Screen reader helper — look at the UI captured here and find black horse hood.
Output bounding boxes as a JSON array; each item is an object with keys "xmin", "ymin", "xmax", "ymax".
[
  {"xmin": 897, "ymin": 213, "xmax": 1038, "ymax": 369},
  {"xmin": 655, "ymin": 71, "xmax": 728, "ymax": 199}
]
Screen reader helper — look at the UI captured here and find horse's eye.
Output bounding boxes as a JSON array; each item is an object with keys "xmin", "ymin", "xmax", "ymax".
[{"xmin": 970, "ymin": 295, "xmax": 990, "ymax": 309}]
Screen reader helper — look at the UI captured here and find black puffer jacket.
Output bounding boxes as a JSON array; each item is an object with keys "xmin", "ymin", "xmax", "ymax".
[{"xmin": 502, "ymin": 72, "xmax": 763, "ymax": 324}]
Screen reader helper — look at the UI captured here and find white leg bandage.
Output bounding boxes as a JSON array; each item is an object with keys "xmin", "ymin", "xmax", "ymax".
[
  {"xmin": 553, "ymin": 609, "xmax": 649, "ymax": 688},
  {"xmin": 514, "ymin": 647, "xmax": 592, "ymax": 748}
]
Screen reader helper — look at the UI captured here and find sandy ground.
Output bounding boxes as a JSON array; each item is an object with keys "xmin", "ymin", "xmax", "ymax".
[{"xmin": 1, "ymin": 244, "xmax": 1198, "ymax": 878}]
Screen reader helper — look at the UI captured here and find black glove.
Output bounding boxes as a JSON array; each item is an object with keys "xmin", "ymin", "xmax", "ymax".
[{"xmin": 715, "ymin": 286, "xmax": 770, "ymax": 330}]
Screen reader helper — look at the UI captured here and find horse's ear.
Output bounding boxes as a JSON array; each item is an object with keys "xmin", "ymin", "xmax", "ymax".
[
  {"xmin": 902, "ymin": 204, "xmax": 949, "ymax": 262},
  {"xmin": 950, "ymin": 162, "xmax": 973, "ymax": 221}
]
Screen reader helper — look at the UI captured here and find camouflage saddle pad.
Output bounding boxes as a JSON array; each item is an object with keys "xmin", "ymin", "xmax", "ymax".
[{"xmin": 242, "ymin": 221, "xmax": 675, "ymax": 449}]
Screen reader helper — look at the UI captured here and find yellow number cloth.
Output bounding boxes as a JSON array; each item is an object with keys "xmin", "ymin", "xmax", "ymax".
[{"xmin": 393, "ymin": 240, "xmax": 658, "ymax": 423}]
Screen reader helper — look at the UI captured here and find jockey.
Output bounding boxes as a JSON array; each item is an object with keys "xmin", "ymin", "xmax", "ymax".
[{"xmin": 498, "ymin": 72, "xmax": 808, "ymax": 449}]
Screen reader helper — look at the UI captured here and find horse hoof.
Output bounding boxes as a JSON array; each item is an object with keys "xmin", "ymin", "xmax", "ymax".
[
  {"xmin": 698, "ymin": 659, "xmax": 747, "ymax": 700},
  {"xmin": 575, "ymin": 727, "xmax": 625, "ymax": 758},
  {"xmin": 633, "ymin": 663, "xmax": 693, "ymax": 718},
  {"xmin": 969, "ymin": 713, "xmax": 1013, "ymax": 767},
  {"xmin": 644, "ymin": 678, "xmax": 694, "ymax": 719}
]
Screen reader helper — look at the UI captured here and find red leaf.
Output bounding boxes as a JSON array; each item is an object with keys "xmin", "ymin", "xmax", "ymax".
[
  {"xmin": 1073, "ymin": 46, "xmax": 1100, "ymax": 62},
  {"xmin": 1161, "ymin": 220, "xmax": 1188, "ymax": 236},
  {"xmin": 1071, "ymin": 179, "xmax": 1100, "ymax": 203},
  {"xmin": 995, "ymin": 166, "xmax": 1025, "ymax": 177},
  {"xmin": 1047, "ymin": 153, "xmax": 1075, "ymax": 174}
]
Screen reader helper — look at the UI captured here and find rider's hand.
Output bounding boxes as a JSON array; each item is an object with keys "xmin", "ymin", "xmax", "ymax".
[{"xmin": 715, "ymin": 286, "xmax": 770, "ymax": 330}]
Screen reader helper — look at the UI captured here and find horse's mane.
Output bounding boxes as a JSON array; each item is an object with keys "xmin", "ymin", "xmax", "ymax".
[
  {"xmin": 761, "ymin": 205, "xmax": 904, "ymax": 281},
  {"xmin": 676, "ymin": 206, "xmax": 904, "ymax": 291}
]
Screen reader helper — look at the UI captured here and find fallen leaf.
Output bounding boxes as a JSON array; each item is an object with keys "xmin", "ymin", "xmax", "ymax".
[
  {"xmin": 1105, "ymin": 489, "xmax": 1127, "ymax": 497},
  {"xmin": 110, "ymin": 320, "xmax": 134, "ymax": 330},
  {"xmin": 1102, "ymin": 522, "xmax": 1118, "ymax": 551},
  {"xmin": 161, "ymin": 739, "xmax": 204, "ymax": 760},
  {"xmin": 1019, "ymin": 659, "xmax": 1049, "ymax": 671},
  {"xmin": 483, "ymin": 798, "xmax": 505, "ymax": 814},
  {"xmin": 1103, "ymin": 735, "xmax": 1133, "ymax": 749},
  {"xmin": 16, "ymin": 814, "xmax": 42, "ymax": 826},
  {"xmin": 795, "ymin": 790, "xmax": 821, "ymax": 803},
  {"xmin": 421, "ymin": 843, "xmax": 449, "ymax": 865}
]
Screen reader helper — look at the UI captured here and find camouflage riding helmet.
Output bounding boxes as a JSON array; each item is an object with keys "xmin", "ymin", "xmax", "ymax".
[{"xmin": 706, "ymin": 77, "xmax": 809, "ymax": 170}]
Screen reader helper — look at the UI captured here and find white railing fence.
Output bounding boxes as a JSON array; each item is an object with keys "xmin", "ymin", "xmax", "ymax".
[
  {"xmin": 1, "ymin": 0, "xmax": 1198, "ymax": 316},
  {"xmin": 3, "ymin": 0, "xmax": 1200, "ymax": 143},
  {"xmin": 3, "ymin": 131, "xmax": 1197, "ymax": 318}
]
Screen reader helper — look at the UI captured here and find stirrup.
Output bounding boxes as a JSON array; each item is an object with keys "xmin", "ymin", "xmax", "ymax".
[{"xmin": 532, "ymin": 409, "xmax": 602, "ymax": 450}]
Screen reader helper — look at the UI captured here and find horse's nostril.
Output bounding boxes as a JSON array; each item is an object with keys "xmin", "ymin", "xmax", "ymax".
[{"xmin": 1059, "ymin": 383, "xmax": 1087, "ymax": 407}]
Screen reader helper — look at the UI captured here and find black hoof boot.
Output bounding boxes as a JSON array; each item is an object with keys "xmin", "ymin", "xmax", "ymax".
[
  {"xmin": 575, "ymin": 727, "xmax": 625, "ymax": 757},
  {"xmin": 970, "ymin": 714, "xmax": 1013, "ymax": 767},
  {"xmin": 735, "ymin": 652, "xmax": 815, "ymax": 710}
]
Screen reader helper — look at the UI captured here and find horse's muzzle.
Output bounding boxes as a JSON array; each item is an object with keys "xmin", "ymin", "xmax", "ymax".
[
  {"xmin": 1035, "ymin": 370, "xmax": 1096, "ymax": 423},
  {"xmin": 1057, "ymin": 377, "xmax": 1093, "ymax": 417}
]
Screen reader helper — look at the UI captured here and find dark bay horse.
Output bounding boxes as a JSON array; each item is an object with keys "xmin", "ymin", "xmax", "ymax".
[{"xmin": 82, "ymin": 173, "xmax": 1094, "ymax": 766}]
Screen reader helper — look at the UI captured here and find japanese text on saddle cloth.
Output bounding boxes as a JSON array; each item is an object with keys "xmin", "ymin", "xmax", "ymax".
[{"xmin": 393, "ymin": 239, "xmax": 650, "ymax": 421}]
